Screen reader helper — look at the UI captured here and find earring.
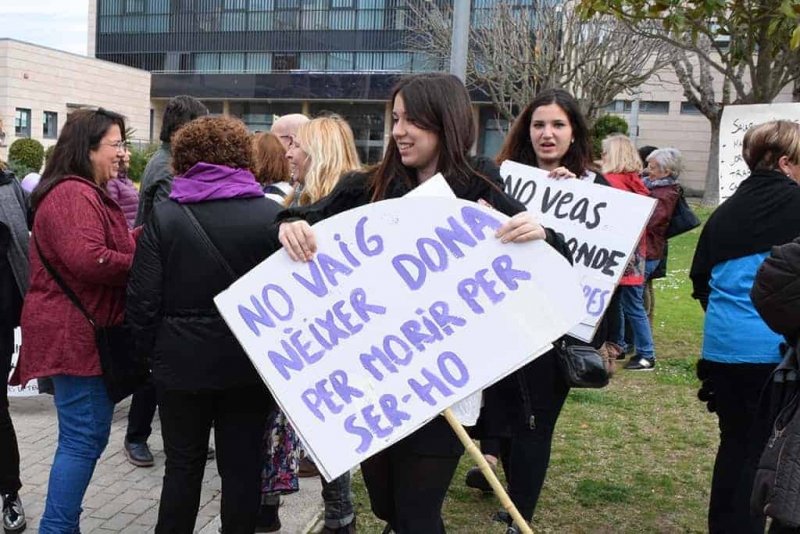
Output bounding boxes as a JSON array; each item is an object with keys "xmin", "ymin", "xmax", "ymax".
[{"xmin": 570, "ymin": 139, "xmax": 575, "ymax": 144}]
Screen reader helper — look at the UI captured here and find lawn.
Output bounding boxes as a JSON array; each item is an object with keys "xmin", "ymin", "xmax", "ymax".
[{"xmin": 348, "ymin": 206, "xmax": 718, "ymax": 533}]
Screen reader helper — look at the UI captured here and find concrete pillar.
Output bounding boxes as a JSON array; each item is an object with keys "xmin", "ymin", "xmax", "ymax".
[
  {"xmin": 383, "ymin": 101, "xmax": 393, "ymax": 155},
  {"xmin": 223, "ymin": 100, "xmax": 231, "ymax": 117},
  {"xmin": 302, "ymin": 100, "xmax": 310, "ymax": 116}
]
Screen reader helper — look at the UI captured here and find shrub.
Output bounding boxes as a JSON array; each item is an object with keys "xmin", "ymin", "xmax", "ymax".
[
  {"xmin": 44, "ymin": 144, "xmax": 56, "ymax": 164},
  {"xmin": 127, "ymin": 145, "xmax": 158, "ymax": 183},
  {"xmin": 590, "ymin": 114, "xmax": 630, "ymax": 160},
  {"xmin": 8, "ymin": 138, "xmax": 45, "ymax": 173},
  {"xmin": 6, "ymin": 160, "xmax": 34, "ymax": 180}
]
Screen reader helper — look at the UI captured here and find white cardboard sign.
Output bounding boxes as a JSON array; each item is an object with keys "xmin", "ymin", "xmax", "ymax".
[
  {"xmin": 214, "ymin": 197, "xmax": 585, "ymax": 480},
  {"xmin": 501, "ymin": 161, "xmax": 656, "ymax": 342},
  {"xmin": 7, "ymin": 328, "xmax": 39, "ymax": 397},
  {"xmin": 719, "ymin": 103, "xmax": 800, "ymax": 204}
]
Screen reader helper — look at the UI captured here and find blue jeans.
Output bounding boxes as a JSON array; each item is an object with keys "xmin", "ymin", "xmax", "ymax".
[
  {"xmin": 39, "ymin": 376, "xmax": 114, "ymax": 534},
  {"xmin": 322, "ymin": 471, "xmax": 354, "ymax": 528},
  {"xmin": 615, "ymin": 259, "xmax": 659, "ymax": 360}
]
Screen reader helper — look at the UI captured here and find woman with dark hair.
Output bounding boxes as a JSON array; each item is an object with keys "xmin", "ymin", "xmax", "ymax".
[
  {"xmin": 126, "ymin": 116, "xmax": 281, "ymax": 533},
  {"xmin": 692, "ymin": 120, "xmax": 800, "ymax": 534},
  {"xmin": 11, "ymin": 108, "xmax": 136, "ymax": 532},
  {"xmin": 465, "ymin": 89, "xmax": 609, "ymax": 532},
  {"xmin": 275, "ymin": 73, "xmax": 564, "ymax": 534}
]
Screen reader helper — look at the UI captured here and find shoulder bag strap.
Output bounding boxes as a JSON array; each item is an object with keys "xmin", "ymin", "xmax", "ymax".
[
  {"xmin": 33, "ymin": 236, "xmax": 96, "ymax": 327},
  {"xmin": 179, "ymin": 204, "xmax": 237, "ymax": 282}
]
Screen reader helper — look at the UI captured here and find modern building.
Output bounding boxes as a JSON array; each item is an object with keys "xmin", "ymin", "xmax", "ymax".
[
  {"xmin": 0, "ymin": 39, "xmax": 151, "ymax": 165},
  {"xmin": 88, "ymin": 0, "xmax": 794, "ymax": 193}
]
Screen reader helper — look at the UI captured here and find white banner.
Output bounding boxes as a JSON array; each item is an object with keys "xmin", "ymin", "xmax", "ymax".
[
  {"xmin": 719, "ymin": 103, "xmax": 800, "ymax": 204},
  {"xmin": 215, "ymin": 197, "xmax": 585, "ymax": 480},
  {"xmin": 501, "ymin": 161, "xmax": 657, "ymax": 342},
  {"xmin": 8, "ymin": 327, "xmax": 39, "ymax": 397}
]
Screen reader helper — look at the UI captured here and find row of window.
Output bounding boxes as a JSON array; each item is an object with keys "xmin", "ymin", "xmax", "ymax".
[
  {"xmin": 101, "ymin": 0, "xmax": 405, "ymax": 14},
  {"xmin": 189, "ymin": 50, "xmax": 436, "ymax": 72},
  {"xmin": 99, "ymin": 8, "xmax": 405, "ymax": 33},
  {"xmin": 604, "ymin": 100, "xmax": 703, "ymax": 115},
  {"xmin": 14, "ymin": 109, "xmax": 58, "ymax": 140}
]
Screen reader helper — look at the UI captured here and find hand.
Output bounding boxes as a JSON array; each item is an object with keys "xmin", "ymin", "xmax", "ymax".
[
  {"xmin": 279, "ymin": 220, "xmax": 317, "ymax": 262},
  {"xmin": 548, "ymin": 167, "xmax": 577, "ymax": 180},
  {"xmin": 495, "ymin": 212, "xmax": 546, "ymax": 244}
]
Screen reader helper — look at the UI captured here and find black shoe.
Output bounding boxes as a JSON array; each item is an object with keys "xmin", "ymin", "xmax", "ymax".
[
  {"xmin": 624, "ymin": 355, "xmax": 655, "ymax": 371},
  {"xmin": 492, "ymin": 511, "xmax": 511, "ymax": 525},
  {"xmin": 2, "ymin": 493, "xmax": 26, "ymax": 533},
  {"xmin": 207, "ymin": 446, "xmax": 215, "ymax": 461},
  {"xmin": 124, "ymin": 440, "xmax": 155, "ymax": 467},
  {"xmin": 254, "ymin": 503, "xmax": 281, "ymax": 533},
  {"xmin": 298, "ymin": 456, "xmax": 320, "ymax": 478},
  {"xmin": 465, "ymin": 466, "xmax": 494, "ymax": 493},
  {"xmin": 321, "ymin": 515, "xmax": 356, "ymax": 533}
]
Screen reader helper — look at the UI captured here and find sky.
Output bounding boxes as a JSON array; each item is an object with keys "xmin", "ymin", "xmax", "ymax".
[{"xmin": 0, "ymin": 0, "xmax": 89, "ymax": 56}]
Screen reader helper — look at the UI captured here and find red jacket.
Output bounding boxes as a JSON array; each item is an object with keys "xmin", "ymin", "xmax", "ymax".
[
  {"xmin": 646, "ymin": 183, "xmax": 680, "ymax": 260},
  {"xmin": 13, "ymin": 176, "xmax": 138, "ymax": 386},
  {"xmin": 605, "ymin": 172, "xmax": 649, "ymax": 285}
]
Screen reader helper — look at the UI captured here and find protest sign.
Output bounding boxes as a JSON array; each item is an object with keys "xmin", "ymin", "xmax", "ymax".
[
  {"xmin": 215, "ymin": 197, "xmax": 585, "ymax": 480},
  {"xmin": 501, "ymin": 161, "xmax": 656, "ymax": 342},
  {"xmin": 719, "ymin": 103, "xmax": 800, "ymax": 203},
  {"xmin": 7, "ymin": 327, "xmax": 38, "ymax": 397}
]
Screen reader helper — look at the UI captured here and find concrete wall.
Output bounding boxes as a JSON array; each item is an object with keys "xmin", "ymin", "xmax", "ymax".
[
  {"xmin": 0, "ymin": 39, "xmax": 151, "ymax": 167},
  {"xmin": 88, "ymin": 0, "xmax": 98, "ymax": 58}
]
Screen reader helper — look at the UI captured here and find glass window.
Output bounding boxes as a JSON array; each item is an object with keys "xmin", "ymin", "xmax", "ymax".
[
  {"xmin": 202, "ymin": 101, "xmax": 225, "ymax": 116},
  {"xmin": 357, "ymin": 9, "xmax": 383, "ymax": 29},
  {"xmin": 276, "ymin": 0, "xmax": 299, "ymax": 7},
  {"xmin": 275, "ymin": 9, "xmax": 300, "ymax": 29},
  {"xmin": 225, "ymin": 0, "xmax": 247, "ymax": 8},
  {"xmin": 196, "ymin": 53, "xmax": 220, "ymax": 72},
  {"xmin": 99, "ymin": 16, "xmax": 123, "ymax": 32},
  {"xmin": 358, "ymin": 0, "xmax": 385, "ymax": 7},
  {"xmin": 125, "ymin": 0, "xmax": 145, "ymax": 13},
  {"xmin": 411, "ymin": 52, "xmax": 438, "ymax": 72},
  {"xmin": 147, "ymin": 15, "xmax": 170, "ymax": 32},
  {"xmin": 249, "ymin": 12, "xmax": 274, "ymax": 29},
  {"xmin": 356, "ymin": 52, "xmax": 382, "ymax": 70},
  {"xmin": 221, "ymin": 12, "xmax": 246, "ymax": 30},
  {"xmin": 43, "ymin": 112, "xmax": 58, "ymax": 140},
  {"xmin": 147, "ymin": 0, "xmax": 170, "ymax": 13},
  {"xmin": 623, "ymin": 100, "xmax": 670, "ymax": 114},
  {"xmin": 383, "ymin": 52, "xmax": 410, "ymax": 71},
  {"xmin": 273, "ymin": 53, "xmax": 299, "ymax": 70},
  {"xmin": 680, "ymin": 102, "xmax": 703, "ymax": 115},
  {"xmin": 309, "ymin": 102, "xmax": 385, "ymax": 164},
  {"xmin": 328, "ymin": 52, "xmax": 353, "ymax": 71},
  {"xmin": 220, "ymin": 53, "xmax": 246, "ymax": 71},
  {"xmin": 249, "ymin": 0, "xmax": 274, "ymax": 9},
  {"xmin": 101, "ymin": 0, "xmax": 123, "ymax": 15},
  {"xmin": 300, "ymin": 53, "xmax": 326, "ymax": 70},
  {"xmin": 247, "ymin": 53, "xmax": 272, "ymax": 73},
  {"xmin": 333, "ymin": 0, "xmax": 355, "ymax": 7},
  {"xmin": 15, "ymin": 109, "xmax": 31, "ymax": 138},
  {"xmin": 123, "ymin": 15, "xmax": 146, "ymax": 32},
  {"xmin": 329, "ymin": 9, "xmax": 355, "ymax": 29}
]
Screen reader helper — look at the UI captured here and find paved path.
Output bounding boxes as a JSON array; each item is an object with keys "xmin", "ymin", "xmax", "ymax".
[{"xmin": 9, "ymin": 393, "xmax": 323, "ymax": 533}]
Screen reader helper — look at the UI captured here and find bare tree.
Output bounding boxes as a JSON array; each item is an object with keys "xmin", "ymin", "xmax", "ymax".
[{"xmin": 405, "ymin": 0, "xmax": 673, "ymax": 125}]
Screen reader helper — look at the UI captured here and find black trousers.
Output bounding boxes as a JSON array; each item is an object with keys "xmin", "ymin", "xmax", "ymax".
[
  {"xmin": 126, "ymin": 383, "xmax": 158, "ymax": 444},
  {"xmin": 155, "ymin": 385, "xmax": 273, "ymax": 534},
  {"xmin": 479, "ymin": 352, "xmax": 570, "ymax": 523},
  {"xmin": 707, "ymin": 361, "xmax": 776, "ymax": 534},
  {"xmin": 361, "ymin": 417, "xmax": 463, "ymax": 534},
  {"xmin": 0, "ymin": 326, "xmax": 21, "ymax": 495}
]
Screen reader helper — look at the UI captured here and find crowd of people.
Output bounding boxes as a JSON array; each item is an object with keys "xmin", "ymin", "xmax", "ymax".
[{"xmin": 1, "ymin": 71, "xmax": 799, "ymax": 534}]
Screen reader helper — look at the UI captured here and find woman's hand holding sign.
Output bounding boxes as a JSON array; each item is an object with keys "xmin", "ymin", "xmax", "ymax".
[
  {"xmin": 279, "ymin": 220, "xmax": 317, "ymax": 262},
  {"xmin": 495, "ymin": 211, "xmax": 546, "ymax": 244}
]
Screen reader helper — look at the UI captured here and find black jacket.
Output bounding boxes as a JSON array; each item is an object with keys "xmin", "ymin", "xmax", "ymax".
[
  {"xmin": 276, "ymin": 156, "xmax": 574, "ymax": 438},
  {"xmin": 127, "ymin": 197, "xmax": 283, "ymax": 390},
  {"xmin": 751, "ymin": 236, "xmax": 800, "ymax": 344}
]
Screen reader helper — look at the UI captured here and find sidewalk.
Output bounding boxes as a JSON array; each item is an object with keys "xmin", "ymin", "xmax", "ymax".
[{"xmin": 9, "ymin": 394, "xmax": 324, "ymax": 533}]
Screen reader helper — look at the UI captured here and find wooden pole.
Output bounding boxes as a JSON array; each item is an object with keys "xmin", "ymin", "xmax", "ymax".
[{"xmin": 442, "ymin": 408, "xmax": 533, "ymax": 534}]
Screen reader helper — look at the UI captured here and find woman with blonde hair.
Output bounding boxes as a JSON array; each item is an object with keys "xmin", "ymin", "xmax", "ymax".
[
  {"xmin": 285, "ymin": 115, "xmax": 361, "ymax": 208},
  {"xmin": 251, "ymin": 132, "xmax": 293, "ymax": 203},
  {"xmin": 274, "ymin": 114, "xmax": 361, "ymax": 534},
  {"xmin": 601, "ymin": 134, "xmax": 656, "ymax": 370}
]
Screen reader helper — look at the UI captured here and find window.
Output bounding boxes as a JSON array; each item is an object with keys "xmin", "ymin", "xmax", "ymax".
[
  {"xmin": 125, "ymin": 0, "xmax": 145, "ymax": 13},
  {"xmin": 220, "ymin": 53, "xmax": 246, "ymax": 71},
  {"xmin": 383, "ymin": 52, "xmax": 411, "ymax": 71},
  {"xmin": 101, "ymin": 0, "xmax": 123, "ymax": 15},
  {"xmin": 301, "ymin": 53, "xmax": 327, "ymax": 70},
  {"xmin": 201, "ymin": 101, "xmax": 225, "ymax": 116},
  {"xmin": 328, "ymin": 52, "xmax": 353, "ymax": 71},
  {"xmin": 247, "ymin": 53, "xmax": 272, "ymax": 73},
  {"xmin": 43, "ymin": 112, "xmax": 58, "ymax": 139},
  {"xmin": 196, "ymin": 53, "xmax": 220, "ymax": 72},
  {"xmin": 622, "ymin": 100, "xmax": 670, "ymax": 114},
  {"xmin": 15, "ymin": 109, "xmax": 31, "ymax": 138},
  {"xmin": 356, "ymin": 52, "xmax": 382, "ymax": 70},
  {"xmin": 357, "ymin": 8, "xmax": 383, "ymax": 29},
  {"xmin": 680, "ymin": 102, "xmax": 703, "ymax": 115},
  {"xmin": 273, "ymin": 53, "xmax": 299, "ymax": 70}
]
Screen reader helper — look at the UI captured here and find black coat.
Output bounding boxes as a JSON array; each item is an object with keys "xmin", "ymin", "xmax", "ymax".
[
  {"xmin": 127, "ymin": 197, "xmax": 283, "ymax": 391},
  {"xmin": 276, "ymin": 156, "xmax": 574, "ymax": 440},
  {"xmin": 751, "ymin": 236, "xmax": 800, "ymax": 344}
]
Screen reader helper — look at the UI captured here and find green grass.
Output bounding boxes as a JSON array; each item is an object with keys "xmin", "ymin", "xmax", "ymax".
[{"xmin": 347, "ymin": 206, "xmax": 717, "ymax": 533}]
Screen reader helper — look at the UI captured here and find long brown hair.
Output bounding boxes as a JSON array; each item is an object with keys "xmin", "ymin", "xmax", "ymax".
[
  {"xmin": 251, "ymin": 132, "xmax": 290, "ymax": 186},
  {"xmin": 497, "ymin": 89, "xmax": 592, "ymax": 178},
  {"xmin": 369, "ymin": 73, "xmax": 480, "ymax": 201},
  {"xmin": 31, "ymin": 108, "xmax": 126, "ymax": 211}
]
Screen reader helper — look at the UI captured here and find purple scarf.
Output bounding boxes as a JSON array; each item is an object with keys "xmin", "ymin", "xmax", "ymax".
[{"xmin": 170, "ymin": 162, "xmax": 264, "ymax": 204}]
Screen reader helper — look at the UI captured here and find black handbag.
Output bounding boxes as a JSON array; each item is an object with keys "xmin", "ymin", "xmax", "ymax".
[
  {"xmin": 555, "ymin": 338, "xmax": 609, "ymax": 389},
  {"xmin": 665, "ymin": 186, "xmax": 701, "ymax": 239},
  {"xmin": 34, "ymin": 238, "xmax": 149, "ymax": 403}
]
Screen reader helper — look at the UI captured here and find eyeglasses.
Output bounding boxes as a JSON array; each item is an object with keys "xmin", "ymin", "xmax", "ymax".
[{"xmin": 101, "ymin": 140, "xmax": 129, "ymax": 150}]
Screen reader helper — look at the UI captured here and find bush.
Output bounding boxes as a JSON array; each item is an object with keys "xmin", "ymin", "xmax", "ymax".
[
  {"xmin": 127, "ymin": 145, "xmax": 158, "ymax": 183},
  {"xmin": 8, "ymin": 138, "xmax": 45, "ymax": 173},
  {"xmin": 6, "ymin": 160, "xmax": 34, "ymax": 180},
  {"xmin": 590, "ymin": 114, "xmax": 630, "ymax": 160},
  {"xmin": 44, "ymin": 144, "xmax": 56, "ymax": 164}
]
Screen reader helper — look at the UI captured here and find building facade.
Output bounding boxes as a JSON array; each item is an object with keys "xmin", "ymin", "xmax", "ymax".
[{"xmin": 0, "ymin": 39, "xmax": 151, "ymax": 166}]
